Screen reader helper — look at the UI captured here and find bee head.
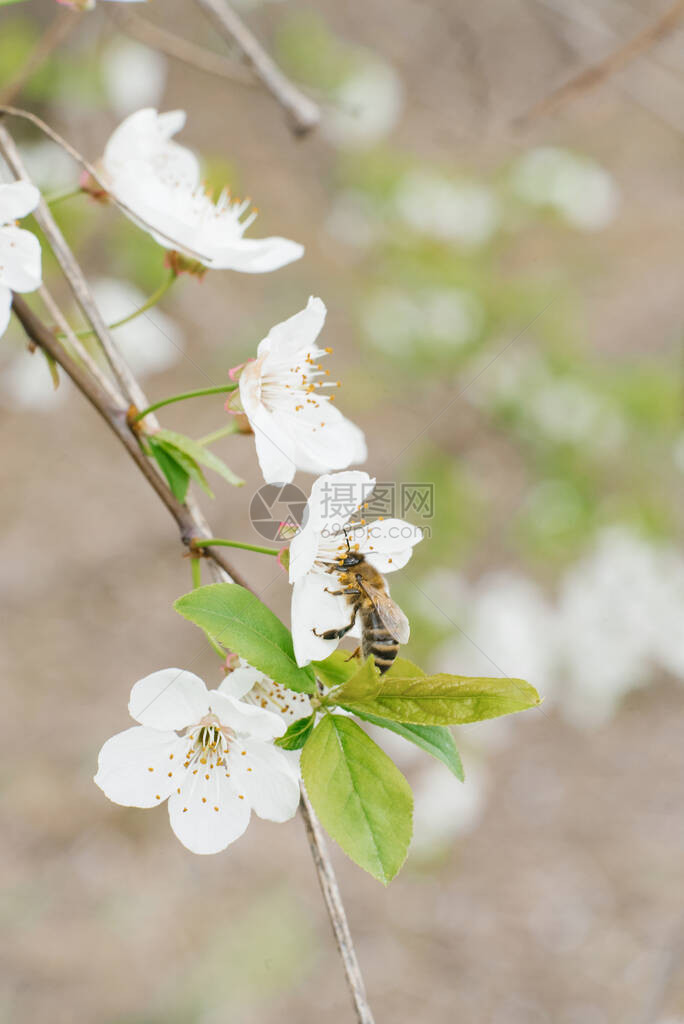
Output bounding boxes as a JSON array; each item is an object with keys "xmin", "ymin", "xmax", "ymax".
[{"xmin": 338, "ymin": 551, "xmax": 364, "ymax": 569}]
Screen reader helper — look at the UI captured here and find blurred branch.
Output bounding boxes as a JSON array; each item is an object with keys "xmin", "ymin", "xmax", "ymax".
[
  {"xmin": 109, "ymin": 8, "xmax": 256, "ymax": 87},
  {"xmin": 193, "ymin": 0, "xmax": 320, "ymax": 135},
  {"xmin": 520, "ymin": 0, "xmax": 684, "ymax": 125},
  {"xmin": 0, "ymin": 9, "xmax": 81, "ymax": 106}
]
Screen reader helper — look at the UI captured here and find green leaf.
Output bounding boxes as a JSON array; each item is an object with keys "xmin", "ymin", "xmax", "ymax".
[
  {"xmin": 276, "ymin": 713, "xmax": 315, "ymax": 750},
  {"xmin": 335, "ymin": 673, "xmax": 540, "ymax": 725},
  {"xmin": 312, "ymin": 649, "xmax": 359, "ymax": 689},
  {"xmin": 301, "ymin": 714, "xmax": 413, "ymax": 884},
  {"xmin": 348, "ymin": 711, "xmax": 464, "ymax": 781},
  {"xmin": 154, "ymin": 437, "xmax": 214, "ymax": 497},
  {"xmin": 148, "ymin": 438, "xmax": 190, "ymax": 503},
  {"xmin": 155, "ymin": 428, "xmax": 244, "ymax": 488},
  {"xmin": 175, "ymin": 583, "xmax": 315, "ymax": 694},
  {"xmin": 313, "ymin": 652, "xmax": 427, "ymax": 690}
]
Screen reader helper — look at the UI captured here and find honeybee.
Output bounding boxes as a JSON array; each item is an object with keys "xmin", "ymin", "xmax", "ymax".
[{"xmin": 313, "ymin": 531, "xmax": 410, "ymax": 674}]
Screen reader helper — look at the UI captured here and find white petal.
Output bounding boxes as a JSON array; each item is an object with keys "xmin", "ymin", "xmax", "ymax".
[
  {"xmin": 291, "ymin": 573, "xmax": 354, "ymax": 665},
  {"xmin": 128, "ymin": 668, "xmax": 209, "ymax": 730},
  {"xmin": 0, "ymin": 181, "xmax": 40, "ymax": 225},
  {"xmin": 209, "ymin": 691, "xmax": 286, "ymax": 740},
  {"xmin": 257, "ymin": 296, "xmax": 326, "ymax": 360},
  {"xmin": 205, "ymin": 236, "xmax": 304, "ymax": 273},
  {"xmin": 103, "ymin": 108, "xmax": 198, "ymax": 189},
  {"xmin": 290, "ymin": 403, "xmax": 368, "ymax": 475},
  {"xmin": 307, "ymin": 471, "xmax": 375, "ymax": 534},
  {"xmin": 168, "ymin": 767, "xmax": 251, "ymax": 854},
  {"xmin": 249, "ymin": 401, "xmax": 298, "ymax": 484},
  {"xmin": 0, "ymin": 226, "xmax": 42, "ymax": 292},
  {"xmin": 226, "ymin": 739, "xmax": 300, "ymax": 822},
  {"xmin": 0, "ymin": 285, "xmax": 11, "ymax": 338},
  {"xmin": 218, "ymin": 661, "xmax": 265, "ymax": 699},
  {"xmin": 358, "ymin": 518, "xmax": 424, "ymax": 573},
  {"xmin": 288, "ymin": 516, "xmax": 319, "ymax": 582},
  {"xmin": 94, "ymin": 726, "xmax": 186, "ymax": 808}
]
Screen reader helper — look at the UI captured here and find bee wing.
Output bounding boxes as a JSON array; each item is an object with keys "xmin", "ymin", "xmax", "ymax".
[{"xmin": 358, "ymin": 579, "xmax": 411, "ymax": 644}]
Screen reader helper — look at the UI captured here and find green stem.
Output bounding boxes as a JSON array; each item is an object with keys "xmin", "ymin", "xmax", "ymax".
[
  {"xmin": 193, "ymin": 538, "xmax": 279, "ymax": 557},
  {"xmin": 45, "ymin": 186, "xmax": 83, "ymax": 207},
  {"xmin": 57, "ymin": 270, "xmax": 177, "ymax": 340},
  {"xmin": 196, "ymin": 422, "xmax": 239, "ymax": 446},
  {"xmin": 190, "ymin": 553, "xmax": 202, "ymax": 589},
  {"xmin": 131, "ymin": 384, "xmax": 238, "ymax": 424}
]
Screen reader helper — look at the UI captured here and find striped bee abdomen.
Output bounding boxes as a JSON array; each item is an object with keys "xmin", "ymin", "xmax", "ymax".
[{"xmin": 361, "ymin": 607, "xmax": 399, "ymax": 674}]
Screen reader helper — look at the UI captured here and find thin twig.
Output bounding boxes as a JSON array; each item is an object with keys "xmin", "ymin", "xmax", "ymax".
[
  {"xmin": 300, "ymin": 791, "xmax": 376, "ymax": 1024},
  {"xmin": 193, "ymin": 0, "xmax": 320, "ymax": 135},
  {"xmin": 519, "ymin": 0, "xmax": 684, "ymax": 125},
  {"xmin": 0, "ymin": 123, "xmax": 150, "ymax": 409},
  {"xmin": 12, "ymin": 295, "xmax": 374, "ymax": 1022},
  {"xmin": 38, "ymin": 285, "xmax": 120, "ymax": 405},
  {"xmin": 109, "ymin": 8, "xmax": 256, "ymax": 86},
  {"xmin": 0, "ymin": 9, "xmax": 81, "ymax": 106}
]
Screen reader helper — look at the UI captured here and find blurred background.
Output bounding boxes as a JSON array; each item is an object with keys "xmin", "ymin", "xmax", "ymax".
[{"xmin": 2, "ymin": 0, "xmax": 684, "ymax": 1021}]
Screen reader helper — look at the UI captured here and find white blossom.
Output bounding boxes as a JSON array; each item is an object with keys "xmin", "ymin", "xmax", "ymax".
[
  {"xmin": 0, "ymin": 182, "xmax": 42, "ymax": 339},
  {"xmin": 99, "ymin": 109, "xmax": 304, "ymax": 272},
  {"xmin": 95, "ymin": 668, "xmax": 300, "ymax": 855},
  {"xmin": 288, "ymin": 470, "xmax": 423, "ymax": 665},
  {"xmin": 220, "ymin": 657, "xmax": 313, "ymax": 725},
  {"xmin": 237, "ymin": 297, "xmax": 367, "ymax": 484},
  {"xmin": 324, "ymin": 61, "xmax": 403, "ymax": 148}
]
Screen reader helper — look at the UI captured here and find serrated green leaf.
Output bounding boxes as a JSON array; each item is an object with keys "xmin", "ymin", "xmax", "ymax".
[
  {"xmin": 148, "ymin": 438, "xmax": 190, "ymax": 502},
  {"xmin": 175, "ymin": 583, "xmax": 315, "ymax": 694},
  {"xmin": 301, "ymin": 714, "xmax": 413, "ymax": 884},
  {"xmin": 348, "ymin": 711, "xmax": 464, "ymax": 781},
  {"xmin": 155, "ymin": 438, "xmax": 214, "ymax": 497},
  {"xmin": 155, "ymin": 428, "xmax": 243, "ymax": 487},
  {"xmin": 276, "ymin": 713, "xmax": 315, "ymax": 750},
  {"xmin": 335, "ymin": 673, "xmax": 540, "ymax": 725}
]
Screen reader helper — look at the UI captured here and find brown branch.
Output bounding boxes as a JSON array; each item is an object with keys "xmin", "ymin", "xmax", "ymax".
[
  {"xmin": 300, "ymin": 792, "xmax": 376, "ymax": 1024},
  {"xmin": 519, "ymin": 0, "xmax": 684, "ymax": 126},
  {"xmin": 11, "ymin": 293, "xmax": 374, "ymax": 1023},
  {"xmin": 0, "ymin": 10, "xmax": 81, "ymax": 106},
  {"xmin": 109, "ymin": 8, "xmax": 256, "ymax": 87},
  {"xmin": 193, "ymin": 0, "xmax": 320, "ymax": 135}
]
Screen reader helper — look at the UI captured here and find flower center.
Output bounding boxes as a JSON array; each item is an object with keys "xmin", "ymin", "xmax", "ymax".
[
  {"xmin": 183, "ymin": 713, "xmax": 233, "ymax": 770},
  {"xmin": 260, "ymin": 347, "xmax": 342, "ymax": 422}
]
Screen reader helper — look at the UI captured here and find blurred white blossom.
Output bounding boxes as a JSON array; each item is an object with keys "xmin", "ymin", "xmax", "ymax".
[
  {"xmin": 102, "ymin": 39, "xmax": 167, "ymax": 119},
  {"xmin": 395, "ymin": 170, "xmax": 500, "ymax": 246},
  {"xmin": 429, "ymin": 527, "xmax": 684, "ymax": 732},
  {"xmin": 362, "ymin": 287, "xmax": 483, "ymax": 355},
  {"xmin": 512, "ymin": 147, "xmax": 620, "ymax": 230},
  {"xmin": 324, "ymin": 61, "xmax": 403, "ymax": 148},
  {"xmin": 91, "ymin": 277, "xmax": 182, "ymax": 378}
]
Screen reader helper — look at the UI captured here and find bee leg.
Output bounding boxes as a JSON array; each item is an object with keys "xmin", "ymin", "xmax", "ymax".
[
  {"xmin": 344, "ymin": 646, "xmax": 361, "ymax": 663},
  {"xmin": 312, "ymin": 608, "xmax": 358, "ymax": 640},
  {"xmin": 324, "ymin": 586, "xmax": 361, "ymax": 597}
]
